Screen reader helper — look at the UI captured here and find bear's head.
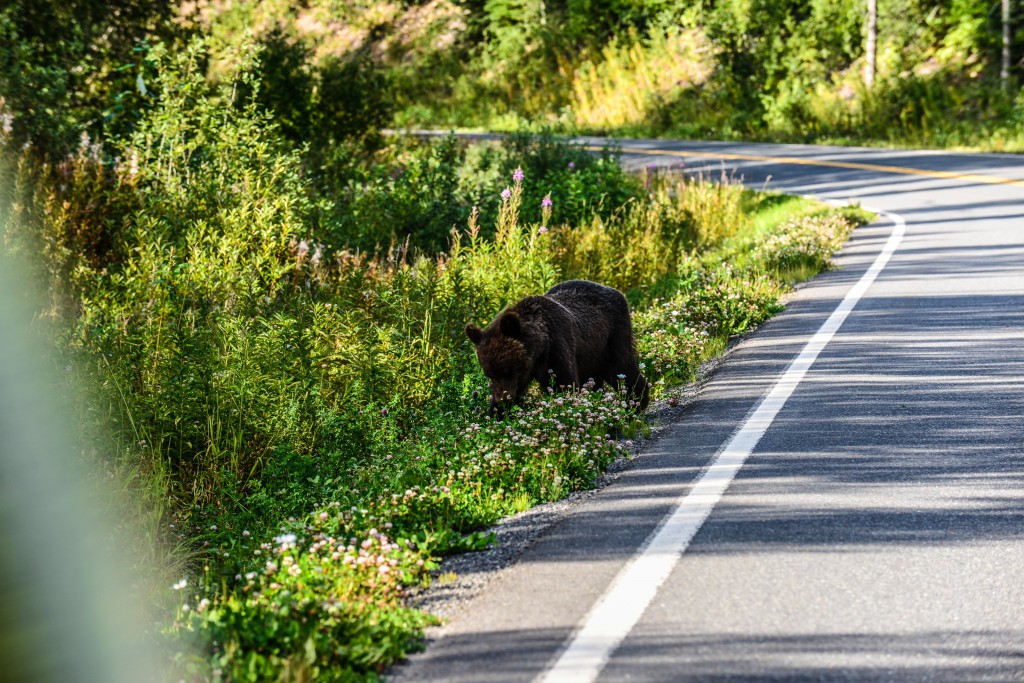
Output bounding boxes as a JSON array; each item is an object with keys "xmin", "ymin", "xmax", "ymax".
[{"xmin": 466, "ymin": 311, "xmax": 533, "ymax": 417}]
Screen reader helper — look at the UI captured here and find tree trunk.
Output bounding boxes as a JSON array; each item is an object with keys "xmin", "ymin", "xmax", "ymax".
[
  {"xmin": 1002, "ymin": 0, "xmax": 1011, "ymax": 89},
  {"xmin": 865, "ymin": 0, "xmax": 877, "ymax": 89}
]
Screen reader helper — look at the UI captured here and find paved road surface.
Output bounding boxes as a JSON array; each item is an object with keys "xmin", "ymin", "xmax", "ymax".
[{"xmin": 393, "ymin": 140, "xmax": 1024, "ymax": 682}]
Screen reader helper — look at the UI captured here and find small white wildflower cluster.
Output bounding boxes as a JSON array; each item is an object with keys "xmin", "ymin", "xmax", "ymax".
[
  {"xmin": 635, "ymin": 301, "xmax": 712, "ymax": 380},
  {"xmin": 439, "ymin": 383, "xmax": 634, "ymax": 503},
  {"xmin": 635, "ymin": 264, "xmax": 786, "ymax": 380},
  {"xmin": 191, "ymin": 517, "xmax": 432, "ymax": 624},
  {"xmin": 754, "ymin": 216, "xmax": 856, "ymax": 271}
]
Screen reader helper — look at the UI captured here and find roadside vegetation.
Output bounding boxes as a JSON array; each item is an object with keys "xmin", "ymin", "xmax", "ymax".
[{"xmin": 0, "ymin": 1, "xmax": 893, "ymax": 681}]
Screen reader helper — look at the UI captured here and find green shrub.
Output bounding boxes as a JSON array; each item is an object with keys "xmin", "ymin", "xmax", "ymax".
[
  {"xmin": 173, "ymin": 522, "xmax": 437, "ymax": 681},
  {"xmin": 635, "ymin": 264, "xmax": 786, "ymax": 384},
  {"xmin": 751, "ymin": 214, "xmax": 857, "ymax": 277}
]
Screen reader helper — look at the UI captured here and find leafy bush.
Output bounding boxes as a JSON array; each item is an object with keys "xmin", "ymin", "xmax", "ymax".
[
  {"xmin": 549, "ymin": 168, "xmax": 747, "ymax": 294},
  {"xmin": 635, "ymin": 265, "xmax": 786, "ymax": 383},
  {"xmin": 571, "ymin": 28, "xmax": 714, "ymax": 131},
  {"xmin": 0, "ymin": 0, "xmax": 174, "ymax": 154},
  {"xmin": 174, "ymin": 524, "xmax": 436, "ymax": 681},
  {"xmin": 752, "ymin": 214, "xmax": 857, "ymax": 274}
]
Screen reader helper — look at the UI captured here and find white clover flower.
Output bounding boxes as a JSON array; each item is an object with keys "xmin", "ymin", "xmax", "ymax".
[
  {"xmin": 172, "ymin": 579, "xmax": 187, "ymax": 591},
  {"xmin": 274, "ymin": 532, "xmax": 297, "ymax": 546}
]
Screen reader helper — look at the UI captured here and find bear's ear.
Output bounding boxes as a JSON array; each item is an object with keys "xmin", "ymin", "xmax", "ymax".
[
  {"xmin": 499, "ymin": 311, "xmax": 521, "ymax": 338},
  {"xmin": 466, "ymin": 324, "xmax": 483, "ymax": 346}
]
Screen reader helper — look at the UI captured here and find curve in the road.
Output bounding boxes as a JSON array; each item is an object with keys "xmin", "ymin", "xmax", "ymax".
[
  {"xmin": 540, "ymin": 210, "xmax": 907, "ymax": 683},
  {"xmin": 581, "ymin": 144, "xmax": 1024, "ymax": 189}
]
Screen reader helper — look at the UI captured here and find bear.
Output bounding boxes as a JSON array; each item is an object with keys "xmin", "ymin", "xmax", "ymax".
[{"xmin": 465, "ymin": 280, "xmax": 650, "ymax": 417}]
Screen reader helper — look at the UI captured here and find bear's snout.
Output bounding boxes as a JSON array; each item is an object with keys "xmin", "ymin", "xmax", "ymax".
[{"xmin": 487, "ymin": 381, "xmax": 519, "ymax": 417}]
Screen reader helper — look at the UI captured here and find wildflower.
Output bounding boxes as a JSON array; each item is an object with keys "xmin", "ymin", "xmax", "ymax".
[
  {"xmin": 128, "ymin": 150, "xmax": 139, "ymax": 177},
  {"xmin": 513, "ymin": 167, "xmax": 524, "ymax": 183},
  {"xmin": 288, "ymin": 564, "xmax": 301, "ymax": 577},
  {"xmin": 319, "ymin": 512, "xmax": 329, "ymax": 521},
  {"xmin": 172, "ymin": 579, "xmax": 187, "ymax": 591},
  {"xmin": 538, "ymin": 226, "xmax": 548, "ymax": 235},
  {"xmin": 501, "ymin": 188, "xmax": 512, "ymax": 201},
  {"xmin": 274, "ymin": 533, "xmax": 297, "ymax": 546},
  {"xmin": 196, "ymin": 598, "xmax": 211, "ymax": 613},
  {"xmin": 568, "ymin": 161, "xmax": 575, "ymax": 170},
  {"xmin": 541, "ymin": 195, "xmax": 553, "ymax": 209},
  {"xmin": 242, "ymin": 530, "xmax": 250, "ymax": 537}
]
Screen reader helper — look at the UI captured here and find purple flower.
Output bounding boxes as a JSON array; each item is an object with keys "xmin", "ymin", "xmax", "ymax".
[
  {"xmin": 538, "ymin": 226, "xmax": 548, "ymax": 235},
  {"xmin": 501, "ymin": 188, "xmax": 512, "ymax": 200},
  {"xmin": 513, "ymin": 167, "xmax": 524, "ymax": 183},
  {"xmin": 568, "ymin": 161, "xmax": 575, "ymax": 170},
  {"xmin": 541, "ymin": 195, "xmax": 553, "ymax": 209}
]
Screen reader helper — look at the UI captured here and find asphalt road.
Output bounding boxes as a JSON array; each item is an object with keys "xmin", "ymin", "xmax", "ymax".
[{"xmin": 393, "ymin": 140, "xmax": 1024, "ymax": 682}]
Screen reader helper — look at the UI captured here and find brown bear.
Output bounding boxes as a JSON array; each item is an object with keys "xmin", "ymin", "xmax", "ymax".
[{"xmin": 465, "ymin": 280, "xmax": 650, "ymax": 417}]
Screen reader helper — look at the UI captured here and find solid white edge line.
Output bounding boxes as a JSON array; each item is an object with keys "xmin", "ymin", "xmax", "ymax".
[{"xmin": 537, "ymin": 209, "xmax": 906, "ymax": 683}]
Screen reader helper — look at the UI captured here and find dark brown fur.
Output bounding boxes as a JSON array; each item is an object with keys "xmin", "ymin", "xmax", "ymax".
[{"xmin": 465, "ymin": 280, "xmax": 650, "ymax": 416}]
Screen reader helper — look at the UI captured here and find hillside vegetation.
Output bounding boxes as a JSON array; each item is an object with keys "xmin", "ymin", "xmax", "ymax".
[{"xmin": 3, "ymin": 1, "xmax": 1024, "ymax": 155}]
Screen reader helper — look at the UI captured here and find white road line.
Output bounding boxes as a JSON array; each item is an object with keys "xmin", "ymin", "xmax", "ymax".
[{"xmin": 537, "ymin": 210, "xmax": 906, "ymax": 683}]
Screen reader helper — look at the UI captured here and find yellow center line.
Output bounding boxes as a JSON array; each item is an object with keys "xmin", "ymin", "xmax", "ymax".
[{"xmin": 582, "ymin": 144, "xmax": 1024, "ymax": 189}]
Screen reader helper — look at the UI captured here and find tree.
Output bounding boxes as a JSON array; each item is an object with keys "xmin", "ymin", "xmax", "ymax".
[
  {"xmin": 0, "ymin": 0, "xmax": 177, "ymax": 154},
  {"xmin": 865, "ymin": 0, "xmax": 877, "ymax": 88},
  {"xmin": 1001, "ymin": 0, "xmax": 1012, "ymax": 88}
]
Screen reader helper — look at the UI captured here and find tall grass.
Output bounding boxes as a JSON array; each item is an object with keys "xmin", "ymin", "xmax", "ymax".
[{"xmin": 571, "ymin": 29, "xmax": 714, "ymax": 131}]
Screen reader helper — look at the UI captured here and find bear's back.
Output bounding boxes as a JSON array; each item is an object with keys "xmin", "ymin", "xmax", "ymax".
[{"xmin": 544, "ymin": 280, "xmax": 629, "ymax": 322}]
